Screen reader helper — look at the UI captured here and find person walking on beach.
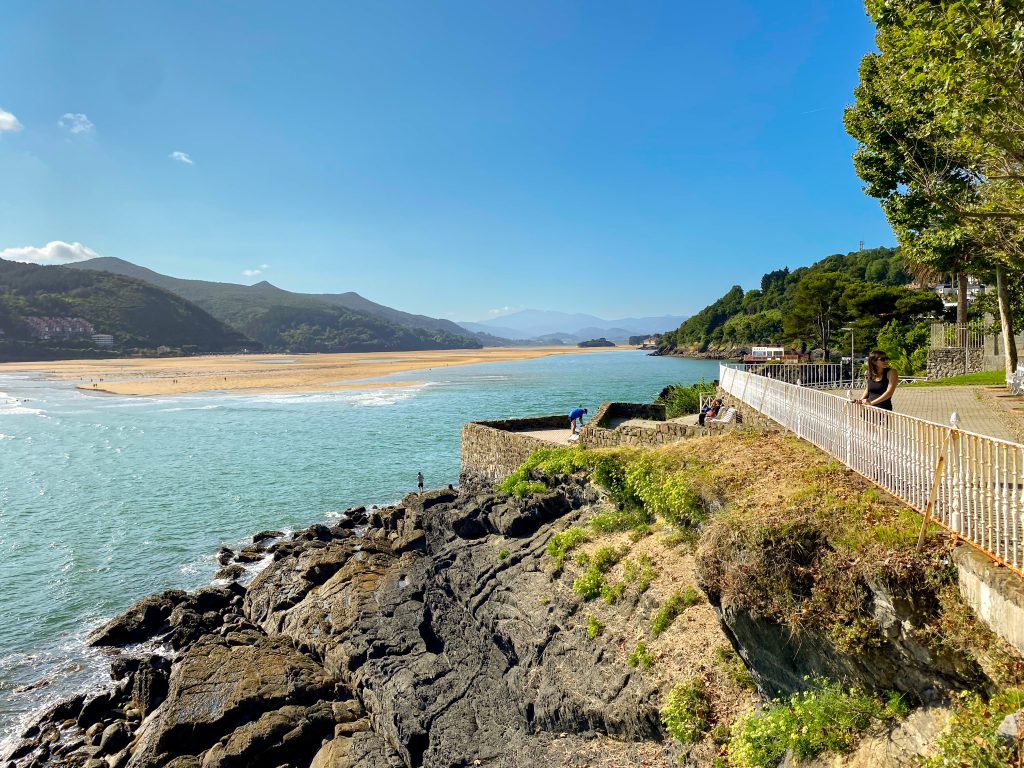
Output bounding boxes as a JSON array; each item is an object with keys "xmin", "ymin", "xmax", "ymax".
[
  {"xmin": 855, "ymin": 350, "xmax": 898, "ymax": 411},
  {"xmin": 569, "ymin": 406, "xmax": 588, "ymax": 434},
  {"xmin": 417, "ymin": 471, "xmax": 424, "ymax": 493}
]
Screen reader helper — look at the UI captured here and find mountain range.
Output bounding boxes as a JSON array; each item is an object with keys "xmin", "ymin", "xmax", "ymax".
[
  {"xmin": 458, "ymin": 309, "xmax": 688, "ymax": 342},
  {"xmin": 67, "ymin": 258, "xmax": 481, "ymax": 353}
]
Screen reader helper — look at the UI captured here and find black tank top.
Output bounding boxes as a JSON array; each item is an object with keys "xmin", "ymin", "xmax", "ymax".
[{"xmin": 866, "ymin": 367, "xmax": 893, "ymax": 410}]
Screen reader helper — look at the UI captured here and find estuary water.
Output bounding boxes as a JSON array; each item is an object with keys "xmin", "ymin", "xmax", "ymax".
[{"xmin": 0, "ymin": 350, "xmax": 719, "ymax": 740}]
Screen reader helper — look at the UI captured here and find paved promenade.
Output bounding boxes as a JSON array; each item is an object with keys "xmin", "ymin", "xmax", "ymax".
[{"xmin": 888, "ymin": 385, "xmax": 1018, "ymax": 442}]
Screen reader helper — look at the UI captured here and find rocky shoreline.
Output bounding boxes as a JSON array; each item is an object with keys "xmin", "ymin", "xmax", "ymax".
[{"xmin": 3, "ymin": 477, "xmax": 676, "ymax": 768}]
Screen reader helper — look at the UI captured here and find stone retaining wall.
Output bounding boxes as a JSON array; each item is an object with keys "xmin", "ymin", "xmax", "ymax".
[
  {"xmin": 927, "ymin": 348, "xmax": 986, "ymax": 379},
  {"xmin": 953, "ymin": 545, "xmax": 1024, "ymax": 656},
  {"xmin": 459, "ymin": 415, "xmax": 569, "ymax": 486}
]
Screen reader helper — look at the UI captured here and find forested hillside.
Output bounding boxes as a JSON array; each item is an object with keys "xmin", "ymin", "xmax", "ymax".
[
  {"xmin": 70, "ymin": 257, "xmax": 482, "ymax": 353},
  {"xmin": 658, "ymin": 247, "xmax": 944, "ymax": 372},
  {"xmin": 0, "ymin": 259, "xmax": 252, "ymax": 357}
]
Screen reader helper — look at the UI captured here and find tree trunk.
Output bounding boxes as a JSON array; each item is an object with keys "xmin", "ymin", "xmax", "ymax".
[
  {"xmin": 996, "ymin": 265, "xmax": 1018, "ymax": 376},
  {"xmin": 957, "ymin": 272, "xmax": 969, "ymax": 324}
]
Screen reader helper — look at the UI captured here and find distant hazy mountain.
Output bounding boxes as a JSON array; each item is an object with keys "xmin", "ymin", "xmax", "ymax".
[
  {"xmin": 69, "ymin": 257, "xmax": 481, "ymax": 353},
  {"xmin": 459, "ymin": 310, "xmax": 688, "ymax": 340}
]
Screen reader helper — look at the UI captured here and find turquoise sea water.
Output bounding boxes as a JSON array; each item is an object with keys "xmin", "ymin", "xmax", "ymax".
[{"xmin": 0, "ymin": 350, "xmax": 719, "ymax": 740}]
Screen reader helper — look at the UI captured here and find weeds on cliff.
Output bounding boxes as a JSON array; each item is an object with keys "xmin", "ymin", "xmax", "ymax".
[
  {"xmin": 573, "ymin": 568, "xmax": 605, "ymax": 600},
  {"xmin": 651, "ymin": 587, "xmax": 702, "ymax": 637},
  {"xmin": 925, "ymin": 687, "xmax": 1024, "ymax": 768},
  {"xmin": 547, "ymin": 527, "xmax": 589, "ymax": 571},
  {"xmin": 498, "ymin": 548, "xmax": 510, "ymax": 560},
  {"xmin": 714, "ymin": 645, "xmax": 756, "ymax": 692},
  {"xmin": 661, "ymin": 678, "xmax": 713, "ymax": 744},
  {"xmin": 589, "ymin": 505, "xmax": 654, "ymax": 534},
  {"xmin": 727, "ymin": 679, "xmax": 909, "ymax": 768},
  {"xmin": 601, "ymin": 552, "xmax": 656, "ymax": 604},
  {"xmin": 623, "ymin": 453, "xmax": 707, "ymax": 529},
  {"xmin": 586, "ymin": 614, "xmax": 605, "ymax": 640},
  {"xmin": 628, "ymin": 641, "xmax": 655, "ymax": 670},
  {"xmin": 591, "ymin": 545, "xmax": 625, "ymax": 572}
]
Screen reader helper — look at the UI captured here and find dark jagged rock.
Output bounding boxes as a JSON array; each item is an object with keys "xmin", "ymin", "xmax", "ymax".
[
  {"xmin": 86, "ymin": 591, "xmax": 188, "ymax": 647},
  {"xmin": 251, "ymin": 530, "xmax": 284, "ymax": 545},
  {"xmin": 125, "ymin": 629, "xmax": 342, "ymax": 768}
]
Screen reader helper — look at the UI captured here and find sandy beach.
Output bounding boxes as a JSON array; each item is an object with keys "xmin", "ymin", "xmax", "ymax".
[{"xmin": 0, "ymin": 347, "xmax": 627, "ymax": 396}]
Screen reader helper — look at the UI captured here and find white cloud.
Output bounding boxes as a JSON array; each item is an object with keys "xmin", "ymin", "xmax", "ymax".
[
  {"xmin": 242, "ymin": 264, "xmax": 269, "ymax": 277},
  {"xmin": 169, "ymin": 150, "xmax": 194, "ymax": 165},
  {"xmin": 59, "ymin": 113, "xmax": 94, "ymax": 134},
  {"xmin": 0, "ymin": 107, "xmax": 23, "ymax": 132},
  {"xmin": 0, "ymin": 241, "xmax": 99, "ymax": 265}
]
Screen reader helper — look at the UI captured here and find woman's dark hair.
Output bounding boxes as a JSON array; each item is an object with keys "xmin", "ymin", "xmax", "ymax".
[{"xmin": 867, "ymin": 350, "xmax": 890, "ymax": 377}]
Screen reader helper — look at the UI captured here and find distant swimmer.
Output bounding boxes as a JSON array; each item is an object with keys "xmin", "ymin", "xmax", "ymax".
[{"xmin": 569, "ymin": 406, "xmax": 587, "ymax": 434}]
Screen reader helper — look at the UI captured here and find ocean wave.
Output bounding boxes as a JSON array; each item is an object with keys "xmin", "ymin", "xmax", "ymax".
[
  {"xmin": 159, "ymin": 404, "xmax": 222, "ymax": 413},
  {"xmin": 0, "ymin": 405, "xmax": 45, "ymax": 417}
]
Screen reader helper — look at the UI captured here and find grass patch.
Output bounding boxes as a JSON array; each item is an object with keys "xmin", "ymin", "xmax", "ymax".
[
  {"xmin": 498, "ymin": 548, "xmax": 510, "ymax": 560},
  {"xmin": 586, "ymin": 614, "xmax": 605, "ymax": 640},
  {"xmin": 589, "ymin": 505, "xmax": 654, "ymax": 534},
  {"xmin": 651, "ymin": 587, "xmax": 702, "ymax": 637},
  {"xmin": 727, "ymin": 680, "xmax": 909, "ymax": 768},
  {"xmin": 602, "ymin": 552, "xmax": 657, "ymax": 604},
  {"xmin": 546, "ymin": 526, "xmax": 589, "ymax": 570},
  {"xmin": 628, "ymin": 641, "xmax": 655, "ymax": 670},
  {"xmin": 925, "ymin": 687, "xmax": 1024, "ymax": 768},
  {"xmin": 907, "ymin": 370, "xmax": 1005, "ymax": 386},
  {"xmin": 661, "ymin": 678, "xmax": 713, "ymax": 744}
]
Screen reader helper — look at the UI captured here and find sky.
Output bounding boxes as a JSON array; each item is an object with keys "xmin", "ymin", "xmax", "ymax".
[{"xmin": 0, "ymin": 1, "xmax": 893, "ymax": 322}]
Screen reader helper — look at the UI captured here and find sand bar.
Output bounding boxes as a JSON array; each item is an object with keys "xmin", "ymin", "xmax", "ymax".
[{"xmin": 0, "ymin": 347, "xmax": 628, "ymax": 396}]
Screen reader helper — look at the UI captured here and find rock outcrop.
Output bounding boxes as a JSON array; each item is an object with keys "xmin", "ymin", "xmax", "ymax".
[{"xmin": 4, "ymin": 481, "xmax": 664, "ymax": 768}]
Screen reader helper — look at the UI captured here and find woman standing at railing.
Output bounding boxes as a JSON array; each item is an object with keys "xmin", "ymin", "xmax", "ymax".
[{"xmin": 854, "ymin": 350, "xmax": 898, "ymax": 411}]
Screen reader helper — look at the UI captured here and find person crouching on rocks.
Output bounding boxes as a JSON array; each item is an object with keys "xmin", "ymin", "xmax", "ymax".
[{"xmin": 569, "ymin": 406, "xmax": 588, "ymax": 434}]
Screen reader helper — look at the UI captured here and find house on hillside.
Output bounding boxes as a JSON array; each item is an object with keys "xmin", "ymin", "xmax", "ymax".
[
  {"xmin": 742, "ymin": 346, "xmax": 810, "ymax": 363},
  {"xmin": 23, "ymin": 316, "xmax": 95, "ymax": 341}
]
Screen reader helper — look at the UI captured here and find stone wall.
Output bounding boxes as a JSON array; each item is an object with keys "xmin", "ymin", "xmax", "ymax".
[
  {"xmin": 927, "ymin": 348, "xmax": 985, "ymax": 379},
  {"xmin": 459, "ymin": 415, "xmax": 568, "ymax": 486},
  {"xmin": 953, "ymin": 545, "xmax": 1024, "ymax": 656},
  {"xmin": 580, "ymin": 401, "xmax": 743, "ymax": 449}
]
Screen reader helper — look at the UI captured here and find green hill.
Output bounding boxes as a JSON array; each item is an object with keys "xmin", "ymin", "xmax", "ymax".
[
  {"xmin": 69, "ymin": 257, "xmax": 482, "ymax": 353},
  {"xmin": 658, "ymin": 247, "xmax": 944, "ymax": 372},
  {"xmin": 0, "ymin": 259, "xmax": 252, "ymax": 358}
]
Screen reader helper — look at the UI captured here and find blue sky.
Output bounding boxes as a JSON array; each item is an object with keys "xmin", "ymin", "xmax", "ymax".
[{"xmin": 0, "ymin": 1, "xmax": 891, "ymax": 322}]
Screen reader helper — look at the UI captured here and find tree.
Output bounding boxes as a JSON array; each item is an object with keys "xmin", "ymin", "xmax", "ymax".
[
  {"xmin": 784, "ymin": 272, "xmax": 850, "ymax": 360},
  {"xmin": 845, "ymin": 0, "xmax": 1024, "ymax": 375}
]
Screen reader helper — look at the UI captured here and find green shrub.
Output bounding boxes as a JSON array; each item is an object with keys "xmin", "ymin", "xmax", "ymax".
[
  {"xmin": 661, "ymin": 679, "xmax": 713, "ymax": 743},
  {"xmin": 546, "ymin": 527, "xmax": 590, "ymax": 570},
  {"xmin": 586, "ymin": 614, "xmax": 605, "ymax": 640},
  {"xmin": 623, "ymin": 454, "xmax": 707, "ymax": 529},
  {"xmin": 498, "ymin": 548, "xmax": 510, "ymax": 560},
  {"xmin": 727, "ymin": 680, "xmax": 909, "ymax": 767},
  {"xmin": 628, "ymin": 641, "xmax": 655, "ymax": 670},
  {"xmin": 657, "ymin": 379, "xmax": 718, "ymax": 418},
  {"xmin": 589, "ymin": 506, "xmax": 654, "ymax": 533},
  {"xmin": 591, "ymin": 545, "xmax": 624, "ymax": 573},
  {"xmin": 925, "ymin": 688, "xmax": 1024, "ymax": 768},
  {"xmin": 574, "ymin": 551, "xmax": 591, "ymax": 567},
  {"xmin": 651, "ymin": 587, "xmax": 702, "ymax": 637},
  {"xmin": 573, "ymin": 567, "xmax": 605, "ymax": 600},
  {"xmin": 601, "ymin": 580, "xmax": 626, "ymax": 604}
]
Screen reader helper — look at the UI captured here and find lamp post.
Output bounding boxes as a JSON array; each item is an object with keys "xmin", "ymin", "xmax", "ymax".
[{"xmin": 840, "ymin": 327, "xmax": 854, "ymax": 385}]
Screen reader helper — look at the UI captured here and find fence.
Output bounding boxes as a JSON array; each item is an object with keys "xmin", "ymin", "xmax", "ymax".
[
  {"xmin": 720, "ymin": 363, "xmax": 1024, "ymax": 575},
  {"xmin": 931, "ymin": 322, "xmax": 986, "ymax": 349},
  {"xmin": 727, "ymin": 362, "xmax": 926, "ymax": 391}
]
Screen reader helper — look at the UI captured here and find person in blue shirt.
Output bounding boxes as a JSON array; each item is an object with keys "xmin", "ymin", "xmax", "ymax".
[{"xmin": 568, "ymin": 406, "xmax": 588, "ymax": 434}]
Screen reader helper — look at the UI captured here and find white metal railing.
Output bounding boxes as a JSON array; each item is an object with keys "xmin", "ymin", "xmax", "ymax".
[
  {"xmin": 931, "ymin": 322, "xmax": 986, "ymax": 349},
  {"xmin": 720, "ymin": 363, "xmax": 1024, "ymax": 575},
  {"xmin": 728, "ymin": 362, "xmax": 925, "ymax": 391}
]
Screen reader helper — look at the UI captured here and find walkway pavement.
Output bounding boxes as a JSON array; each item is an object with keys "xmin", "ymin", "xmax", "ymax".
[{"xmin": 848, "ymin": 385, "xmax": 1020, "ymax": 442}]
